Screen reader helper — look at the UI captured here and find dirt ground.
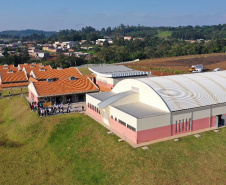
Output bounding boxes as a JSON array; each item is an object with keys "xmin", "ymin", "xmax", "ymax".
[{"xmin": 125, "ymin": 53, "xmax": 226, "ymax": 76}]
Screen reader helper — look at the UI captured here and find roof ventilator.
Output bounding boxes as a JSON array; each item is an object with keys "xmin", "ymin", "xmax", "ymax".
[
  {"xmin": 46, "ymin": 78, "xmax": 58, "ymax": 82},
  {"xmin": 7, "ymin": 70, "xmax": 14, "ymax": 73},
  {"xmin": 69, "ymin": 76, "xmax": 77, "ymax": 81}
]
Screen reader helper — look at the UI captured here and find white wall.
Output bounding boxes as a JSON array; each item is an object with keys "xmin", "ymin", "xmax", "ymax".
[
  {"xmin": 113, "ymin": 79, "xmax": 170, "ymax": 112},
  {"xmin": 96, "ymin": 75, "xmax": 114, "ymax": 85},
  {"xmin": 137, "ymin": 113, "xmax": 171, "ymax": 131},
  {"xmin": 212, "ymin": 105, "xmax": 226, "ymax": 116},
  {"xmin": 86, "ymin": 93, "xmax": 101, "ymax": 106},
  {"xmin": 28, "ymin": 83, "xmax": 39, "ymax": 97},
  {"xmin": 110, "ymin": 106, "xmax": 137, "ymax": 129},
  {"xmin": 193, "ymin": 109, "xmax": 211, "ymax": 120}
]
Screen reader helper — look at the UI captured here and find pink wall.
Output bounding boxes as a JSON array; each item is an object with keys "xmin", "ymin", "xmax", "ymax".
[
  {"xmin": 109, "ymin": 117, "xmax": 137, "ymax": 144},
  {"xmin": 210, "ymin": 116, "xmax": 216, "ymax": 127},
  {"xmin": 171, "ymin": 121, "xmax": 191, "ymax": 136},
  {"xmin": 137, "ymin": 125, "xmax": 171, "ymax": 144},
  {"xmin": 137, "ymin": 116, "xmax": 217, "ymax": 144},
  {"xmin": 86, "ymin": 103, "xmax": 102, "ymax": 121},
  {"xmin": 171, "ymin": 116, "xmax": 216, "ymax": 136},
  {"xmin": 193, "ymin": 117, "xmax": 210, "ymax": 131},
  {"xmin": 96, "ymin": 80, "xmax": 114, "ymax": 89},
  {"xmin": 29, "ymin": 90, "xmax": 38, "ymax": 103}
]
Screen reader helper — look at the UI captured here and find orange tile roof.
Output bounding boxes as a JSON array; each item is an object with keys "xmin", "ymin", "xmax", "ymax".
[
  {"xmin": 18, "ymin": 63, "xmax": 52, "ymax": 74},
  {"xmin": 0, "ymin": 71, "xmax": 28, "ymax": 83},
  {"xmin": 98, "ymin": 85, "xmax": 112, "ymax": 92},
  {"xmin": 1, "ymin": 82, "xmax": 29, "ymax": 88},
  {"xmin": 0, "ymin": 65, "xmax": 19, "ymax": 74},
  {"xmin": 0, "ymin": 86, "xmax": 2, "ymax": 91},
  {"xmin": 32, "ymin": 68, "xmax": 82, "ymax": 80},
  {"xmin": 33, "ymin": 77, "xmax": 99, "ymax": 96},
  {"xmin": 29, "ymin": 76, "xmax": 38, "ymax": 82}
]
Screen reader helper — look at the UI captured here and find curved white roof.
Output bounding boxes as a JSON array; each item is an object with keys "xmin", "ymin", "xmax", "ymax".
[{"xmin": 138, "ymin": 71, "xmax": 226, "ymax": 112}]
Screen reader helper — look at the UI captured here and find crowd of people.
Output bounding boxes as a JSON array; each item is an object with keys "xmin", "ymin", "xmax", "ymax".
[{"xmin": 30, "ymin": 101, "xmax": 83, "ymax": 117}]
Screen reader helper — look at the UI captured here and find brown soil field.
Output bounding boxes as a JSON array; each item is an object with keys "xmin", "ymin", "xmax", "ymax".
[{"xmin": 124, "ymin": 53, "xmax": 226, "ymax": 76}]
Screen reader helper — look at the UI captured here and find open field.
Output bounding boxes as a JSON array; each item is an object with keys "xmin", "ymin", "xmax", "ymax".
[
  {"xmin": 1, "ymin": 87, "xmax": 28, "ymax": 97},
  {"xmin": 157, "ymin": 31, "xmax": 172, "ymax": 38},
  {"xmin": 77, "ymin": 67, "xmax": 93, "ymax": 75},
  {"xmin": 125, "ymin": 53, "xmax": 226, "ymax": 76},
  {"xmin": 0, "ymin": 96, "xmax": 226, "ymax": 184}
]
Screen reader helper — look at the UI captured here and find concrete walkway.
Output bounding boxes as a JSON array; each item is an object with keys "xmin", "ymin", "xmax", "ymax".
[{"xmin": 26, "ymin": 96, "xmax": 86, "ymax": 116}]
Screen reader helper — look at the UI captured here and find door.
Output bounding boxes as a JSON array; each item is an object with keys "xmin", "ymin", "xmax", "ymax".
[{"xmin": 216, "ymin": 115, "xmax": 224, "ymax": 127}]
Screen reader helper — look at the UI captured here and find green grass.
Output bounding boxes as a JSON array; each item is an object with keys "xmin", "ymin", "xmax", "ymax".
[
  {"xmin": 77, "ymin": 67, "xmax": 93, "ymax": 75},
  {"xmin": 0, "ymin": 97, "xmax": 226, "ymax": 184},
  {"xmin": 157, "ymin": 31, "xmax": 172, "ymax": 38},
  {"xmin": 1, "ymin": 87, "xmax": 28, "ymax": 97},
  {"xmin": 81, "ymin": 50, "xmax": 96, "ymax": 54}
]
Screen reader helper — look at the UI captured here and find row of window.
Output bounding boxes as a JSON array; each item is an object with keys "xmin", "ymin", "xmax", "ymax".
[
  {"xmin": 111, "ymin": 115, "xmax": 136, "ymax": 131},
  {"xmin": 111, "ymin": 71, "xmax": 148, "ymax": 77},
  {"xmin": 175, "ymin": 118, "xmax": 191, "ymax": 133},
  {"xmin": 88, "ymin": 103, "xmax": 100, "ymax": 114}
]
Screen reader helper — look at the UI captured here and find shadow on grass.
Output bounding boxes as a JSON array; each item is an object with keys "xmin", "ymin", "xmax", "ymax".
[{"xmin": 0, "ymin": 134, "xmax": 23, "ymax": 148}]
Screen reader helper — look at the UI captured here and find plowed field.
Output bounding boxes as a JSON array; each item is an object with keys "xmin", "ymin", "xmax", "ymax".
[{"xmin": 124, "ymin": 53, "xmax": 226, "ymax": 76}]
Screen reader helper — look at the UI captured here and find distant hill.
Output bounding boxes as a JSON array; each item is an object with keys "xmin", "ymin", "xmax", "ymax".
[{"xmin": 0, "ymin": 29, "xmax": 57, "ymax": 37}]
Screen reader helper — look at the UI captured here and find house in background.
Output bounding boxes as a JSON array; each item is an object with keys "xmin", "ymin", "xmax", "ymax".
[{"xmin": 38, "ymin": 52, "xmax": 49, "ymax": 58}]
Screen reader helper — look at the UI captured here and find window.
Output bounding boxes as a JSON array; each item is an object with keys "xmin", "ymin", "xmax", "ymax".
[
  {"xmin": 88, "ymin": 103, "xmax": 90, "ymax": 108},
  {"xmin": 119, "ymin": 119, "xmax": 126, "ymax": 126},
  {"xmin": 189, "ymin": 118, "xmax": 192, "ymax": 131},
  {"xmin": 185, "ymin": 119, "xmax": 187, "ymax": 131},
  {"xmin": 179, "ymin": 120, "xmax": 181, "ymax": 132},
  {"xmin": 111, "ymin": 115, "xmax": 113, "ymax": 119},
  {"xmin": 175, "ymin": 121, "xmax": 177, "ymax": 133},
  {"xmin": 182, "ymin": 119, "xmax": 184, "ymax": 132},
  {"xmin": 127, "ymin": 124, "xmax": 136, "ymax": 131},
  {"xmin": 115, "ymin": 117, "xmax": 117, "ymax": 121}
]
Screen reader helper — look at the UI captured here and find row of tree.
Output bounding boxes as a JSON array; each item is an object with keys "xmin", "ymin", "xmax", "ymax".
[
  {"xmin": 1, "ymin": 24, "xmax": 226, "ymax": 41},
  {"xmin": 93, "ymin": 38, "xmax": 226, "ymax": 63}
]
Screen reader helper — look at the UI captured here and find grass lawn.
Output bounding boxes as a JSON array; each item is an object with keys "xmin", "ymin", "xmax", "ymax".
[
  {"xmin": 0, "ymin": 97, "xmax": 226, "ymax": 184},
  {"xmin": 1, "ymin": 87, "xmax": 28, "ymax": 97},
  {"xmin": 157, "ymin": 31, "xmax": 172, "ymax": 38},
  {"xmin": 77, "ymin": 67, "xmax": 93, "ymax": 75}
]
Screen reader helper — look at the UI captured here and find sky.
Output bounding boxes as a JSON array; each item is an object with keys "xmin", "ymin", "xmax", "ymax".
[{"xmin": 0, "ymin": 0, "xmax": 225, "ymax": 31}]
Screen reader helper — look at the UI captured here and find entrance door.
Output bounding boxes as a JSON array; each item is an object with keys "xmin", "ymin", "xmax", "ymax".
[
  {"xmin": 56, "ymin": 96, "xmax": 63, "ymax": 104},
  {"xmin": 77, "ymin": 94, "xmax": 85, "ymax": 102},
  {"xmin": 66, "ymin": 95, "xmax": 73, "ymax": 103},
  {"xmin": 216, "ymin": 115, "xmax": 224, "ymax": 127}
]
